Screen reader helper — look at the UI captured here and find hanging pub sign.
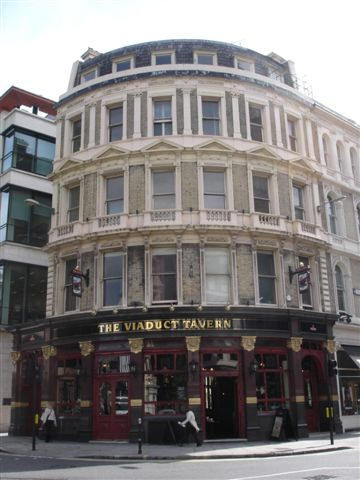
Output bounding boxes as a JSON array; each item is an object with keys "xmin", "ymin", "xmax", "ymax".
[
  {"xmin": 71, "ymin": 266, "xmax": 89, "ymax": 297},
  {"xmin": 289, "ymin": 262, "xmax": 311, "ymax": 293}
]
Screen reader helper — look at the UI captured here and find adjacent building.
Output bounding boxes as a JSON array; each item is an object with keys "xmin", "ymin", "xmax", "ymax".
[
  {"xmin": 0, "ymin": 87, "xmax": 55, "ymax": 432},
  {"xmin": 8, "ymin": 40, "xmax": 360, "ymax": 441}
]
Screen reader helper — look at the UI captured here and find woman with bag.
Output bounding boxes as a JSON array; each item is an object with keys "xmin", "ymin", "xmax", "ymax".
[{"xmin": 40, "ymin": 403, "xmax": 57, "ymax": 442}]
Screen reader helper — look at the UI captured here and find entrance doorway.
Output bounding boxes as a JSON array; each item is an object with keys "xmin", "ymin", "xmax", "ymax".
[
  {"xmin": 302, "ymin": 357, "xmax": 320, "ymax": 432},
  {"xmin": 93, "ymin": 377, "xmax": 130, "ymax": 440},
  {"xmin": 203, "ymin": 376, "xmax": 238, "ymax": 438}
]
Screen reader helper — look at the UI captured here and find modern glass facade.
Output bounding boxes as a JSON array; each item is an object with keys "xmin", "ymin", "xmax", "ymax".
[{"xmin": 2, "ymin": 127, "xmax": 55, "ymax": 176}]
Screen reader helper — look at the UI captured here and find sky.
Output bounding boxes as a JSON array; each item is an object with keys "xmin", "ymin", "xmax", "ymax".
[{"xmin": 1, "ymin": 0, "xmax": 359, "ymax": 124}]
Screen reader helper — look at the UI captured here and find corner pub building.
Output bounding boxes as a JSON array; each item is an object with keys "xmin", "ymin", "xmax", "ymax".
[{"xmin": 9, "ymin": 40, "xmax": 360, "ymax": 442}]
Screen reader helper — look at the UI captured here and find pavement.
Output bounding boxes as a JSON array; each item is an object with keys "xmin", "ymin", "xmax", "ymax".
[{"xmin": 1, "ymin": 431, "xmax": 359, "ymax": 460}]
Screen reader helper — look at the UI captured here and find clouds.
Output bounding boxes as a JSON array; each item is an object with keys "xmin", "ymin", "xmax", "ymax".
[{"xmin": 1, "ymin": 0, "xmax": 358, "ymax": 123}]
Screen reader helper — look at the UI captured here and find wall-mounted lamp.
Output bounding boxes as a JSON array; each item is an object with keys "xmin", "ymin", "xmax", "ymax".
[
  {"xmin": 249, "ymin": 359, "xmax": 258, "ymax": 375},
  {"xmin": 25, "ymin": 198, "xmax": 55, "ymax": 214},
  {"xmin": 169, "ymin": 304, "xmax": 175, "ymax": 312},
  {"xmin": 189, "ymin": 360, "xmax": 198, "ymax": 378},
  {"xmin": 129, "ymin": 362, "xmax": 137, "ymax": 377},
  {"xmin": 142, "ymin": 306, "xmax": 148, "ymax": 313},
  {"xmin": 316, "ymin": 195, "xmax": 347, "ymax": 213},
  {"xmin": 225, "ymin": 304, "xmax": 231, "ymax": 311},
  {"xmin": 197, "ymin": 305, "xmax": 203, "ymax": 312}
]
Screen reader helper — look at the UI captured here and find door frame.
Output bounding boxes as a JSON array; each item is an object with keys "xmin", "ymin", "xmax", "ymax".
[{"xmin": 200, "ymin": 349, "xmax": 245, "ymax": 438}]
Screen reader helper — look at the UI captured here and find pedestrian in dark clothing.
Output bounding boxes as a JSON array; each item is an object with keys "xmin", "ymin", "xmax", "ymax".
[
  {"xmin": 40, "ymin": 403, "xmax": 57, "ymax": 442},
  {"xmin": 178, "ymin": 408, "xmax": 202, "ymax": 446}
]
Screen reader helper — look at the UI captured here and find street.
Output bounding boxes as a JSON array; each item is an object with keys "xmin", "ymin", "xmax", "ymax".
[{"xmin": 1, "ymin": 448, "xmax": 359, "ymax": 480}]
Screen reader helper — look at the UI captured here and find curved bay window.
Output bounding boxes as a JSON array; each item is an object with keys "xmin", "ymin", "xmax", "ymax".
[
  {"xmin": 144, "ymin": 352, "xmax": 187, "ymax": 415},
  {"xmin": 56, "ymin": 357, "xmax": 82, "ymax": 415},
  {"xmin": 255, "ymin": 351, "xmax": 289, "ymax": 412}
]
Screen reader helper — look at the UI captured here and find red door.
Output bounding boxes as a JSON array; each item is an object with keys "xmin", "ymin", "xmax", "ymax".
[
  {"xmin": 93, "ymin": 377, "xmax": 130, "ymax": 440},
  {"xmin": 303, "ymin": 370, "xmax": 319, "ymax": 432}
]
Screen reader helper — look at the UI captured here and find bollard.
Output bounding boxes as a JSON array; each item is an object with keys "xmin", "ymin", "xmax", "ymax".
[{"xmin": 138, "ymin": 417, "xmax": 142, "ymax": 454}]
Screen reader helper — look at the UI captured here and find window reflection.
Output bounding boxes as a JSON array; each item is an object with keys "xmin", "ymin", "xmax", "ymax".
[{"xmin": 99, "ymin": 382, "xmax": 112, "ymax": 415}]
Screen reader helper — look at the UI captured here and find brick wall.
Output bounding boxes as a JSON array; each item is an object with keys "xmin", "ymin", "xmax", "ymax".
[
  {"xmin": 236, "ymin": 244, "xmax": 255, "ymax": 305},
  {"xmin": 279, "ymin": 106, "xmax": 287, "ymax": 149},
  {"xmin": 83, "ymin": 173, "xmax": 97, "ymax": 220},
  {"xmin": 129, "ymin": 165, "xmax": 145, "ymax": 213},
  {"xmin": 141, "ymin": 91, "xmax": 148, "ymax": 137},
  {"xmin": 127, "ymin": 246, "xmax": 145, "ymax": 305},
  {"xmin": 233, "ymin": 164, "xmax": 249, "ymax": 212},
  {"xmin": 182, "ymin": 244, "xmax": 201, "ymax": 304},
  {"xmin": 269, "ymin": 102, "xmax": 277, "ymax": 146},
  {"xmin": 176, "ymin": 89, "xmax": 184, "ymax": 135},
  {"xmin": 181, "ymin": 162, "xmax": 198, "ymax": 210},
  {"xmin": 278, "ymin": 173, "xmax": 291, "ymax": 218},
  {"xmin": 225, "ymin": 92, "xmax": 234, "ymax": 137}
]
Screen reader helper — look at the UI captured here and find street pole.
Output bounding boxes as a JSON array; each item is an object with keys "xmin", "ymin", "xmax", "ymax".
[
  {"xmin": 326, "ymin": 351, "xmax": 335, "ymax": 445},
  {"xmin": 31, "ymin": 354, "xmax": 37, "ymax": 451}
]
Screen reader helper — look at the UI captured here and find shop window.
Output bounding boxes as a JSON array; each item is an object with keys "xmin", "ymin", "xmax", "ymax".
[
  {"xmin": 340, "ymin": 380, "xmax": 360, "ymax": 416},
  {"xmin": 152, "ymin": 170, "xmax": 175, "ymax": 209},
  {"xmin": 105, "ymin": 176, "xmax": 124, "ymax": 214},
  {"xmin": 98, "ymin": 355, "xmax": 130, "ymax": 374},
  {"xmin": 204, "ymin": 170, "xmax": 226, "ymax": 209},
  {"xmin": 257, "ymin": 252, "xmax": 276, "ymax": 305},
  {"xmin": 204, "ymin": 248, "xmax": 230, "ymax": 304},
  {"xmin": 249, "ymin": 105, "xmax": 263, "ymax": 142},
  {"xmin": 255, "ymin": 352, "xmax": 289, "ymax": 412},
  {"xmin": 253, "ymin": 174, "xmax": 270, "ymax": 213},
  {"xmin": 202, "ymin": 100, "xmax": 220, "ymax": 135},
  {"xmin": 68, "ymin": 185, "xmax": 80, "ymax": 223},
  {"xmin": 108, "ymin": 106, "xmax": 123, "ymax": 142},
  {"xmin": 144, "ymin": 352, "xmax": 187, "ymax": 415},
  {"xmin": 1, "ymin": 128, "xmax": 54, "ymax": 176},
  {"xmin": 293, "ymin": 184, "xmax": 305, "ymax": 221},
  {"xmin": 103, "ymin": 252, "xmax": 123, "ymax": 307},
  {"xmin": 151, "ymin": 248, "xmax": 177, "ymax": 303},
  {"xmin": 64, "ymin": 258, "xmax": 77, "ymax": 312},
  {"xmin": 153, "ymin": 100, "xmax": 172, "ymax": 136},
  {"xmin": 56, "ymin": 357, "xmax": 82, "ymax": 415},
  {"xmin": 202, "ymin": 352, "xmax": 238, "ymax": 371},
  {"xmin": 72, "ymin": 118, "xmax": 81, "ymax": 153}
]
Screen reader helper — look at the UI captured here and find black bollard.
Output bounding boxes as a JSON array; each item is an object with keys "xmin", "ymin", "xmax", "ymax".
[{"xmin": 138, "ymin": 417, "xmax": 142, "ymax": 454}]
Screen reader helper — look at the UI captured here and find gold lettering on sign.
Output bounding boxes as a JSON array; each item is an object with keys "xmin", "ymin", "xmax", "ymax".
[{"xmin": 98, "ymin": 318, "xmax": 233, "ymax": 334}]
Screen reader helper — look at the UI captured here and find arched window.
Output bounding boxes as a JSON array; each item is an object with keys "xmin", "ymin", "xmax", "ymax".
[
  {"xmin": 350, "ymin": 148, "xmax": 358, "ymax": 178},
  {"xmin": 322, "ymin": 135, "xmax": 330, "ymax": 166},
  {"xmin": 336, "ymin": 141, "xmax": 344, "ymax": 172},
  {"xmin": 335, "ymin": 266, "xmax": 345, "ymax": 311},
  {"xmin": 326, "ymin": 194, "xmax": 337, "ymax": 234}
]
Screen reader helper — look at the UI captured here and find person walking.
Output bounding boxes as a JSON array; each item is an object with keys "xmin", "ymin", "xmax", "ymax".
[
  {"xmin": 40, "ymin": 403, "xmax": 57, "ymax": 442},
  {"xmin": 178, "ymin": 408, "xmax": 202, "ymax": 446}
]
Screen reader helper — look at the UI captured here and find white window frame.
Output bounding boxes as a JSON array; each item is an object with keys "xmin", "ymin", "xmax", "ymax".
[
  {"xmin": 147, "ymin": 90, "xmax": 176, "ymax": 137},
  {"xmin": 255, "ymin": 250, "xmax": 278, "ymax": 306},
  {"xmin": 71, "ymin": 116, "xmax": 82, "ymax": 153},
  {"xmin": 194, "ymin": 50, "xmax": 217, "ymax": 66},
  {"xmin": 203, "ymin": 168, "xmax": 227, "ymax": 210},
  {"xmin": 152, "ymin": 169, "xmax": 176, "ymax": 210},
  {"xmin": 334, "ymin": 265, "xmax": 346, "ymax": 313},
  {"xmin": 81, "ymin": 67, "xmax": 97, "ymax": 83},
  {"xmin": 112, "ymin": 56, "xmax": 134, "ymax": 73},
  {"xmin": 104, "ymin": 174, "xmax": 124, "ymax": 216},
  {"xmin": 101, "ymin": 250, "xmax": 125, "ymax": 308},
  {"xmin": 292, "ymin": 183, "xmax": 306, "ymax": 221},
  {"xmin": 287, "ymin": 116, "xmax": 298, "ymax": 152},
  {"xmin": 108, "ymin": 104, "xmax": 124, "ymax": 142},
  {"xmin": 204, "ymin": 247, "xmax": 232, "ymax": 305},
  {"xmin": 153, "ymin": 98, "xmax": 173, "ymax": 136},
  {"xmin": 98, "ymin": 168, "xmax": 128, "ymax": 217},
  {"xmin": 201, "ymin": 98, "xmax": 221, "ymax": 136},
  {"xmin": 248, "ymin": 103, "xmax": 264, "ymax": 142},
  {"xmin": 234, "ymin": 56, "xmax": 254, "ymax": 72},
  {"xmin": 252, "ymin": 173, "xmax": 271, "ymax": 214},
  {"xmin": 151, "ymin": 247, "xmax": 178, "ymax": 304},
  {"xmin": 151, "ymin": 50, "xmax": 175, "ymax": 66},
  {"xmin": 67, "ymin": 184, "xmax": 80, "ymax": 223}
]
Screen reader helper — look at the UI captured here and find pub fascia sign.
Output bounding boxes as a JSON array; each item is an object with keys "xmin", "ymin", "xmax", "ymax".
[{"xmin": 98, "ymin": 318, "xmax": 232, "ymax": 334}]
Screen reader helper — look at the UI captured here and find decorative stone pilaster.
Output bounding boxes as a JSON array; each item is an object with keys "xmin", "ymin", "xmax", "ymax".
[
  {"xmin": 287, "ymin": 337, "xmax": 303, "ymax": 353},
  {"xmin": 41, "ymin": 345, "xmax": 57, "ymax": 360},
  {"xmin": 241, "ymin": 336, "xmax": 256, "ymax": 351},
  {"xmin": 185, "ymin": 336, "xmax": 201, "ymax": 352},
  {"xmin": 10, "ymin": 351, "xmax": 21, "ymax": 365},
  {"xmin": 128, "ymin": 338, "xmax": 144, "ymax": 354},
  {"xmin": 79, "ymin": 341, "xmax": 95, "ymax": 357}
]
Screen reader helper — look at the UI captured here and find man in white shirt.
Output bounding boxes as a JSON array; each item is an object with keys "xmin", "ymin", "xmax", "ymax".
[
  {"xmin": 40, "ymin": 403, "xmax": 57, "ymax": 442},
  {"xmin": 178, "ymin": 408, "xmax": 202, "ymax": 446}
]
